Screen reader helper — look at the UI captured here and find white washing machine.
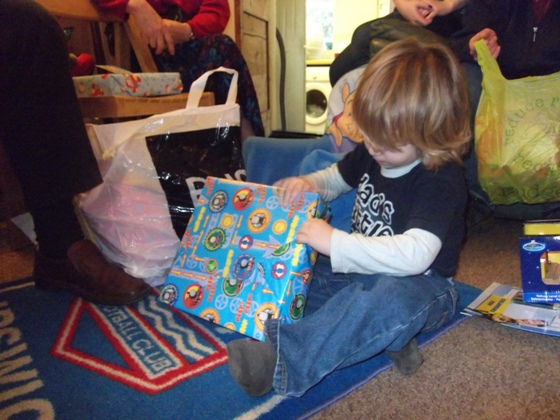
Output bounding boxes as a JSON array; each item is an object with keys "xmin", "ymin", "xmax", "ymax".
[{"xmin": 305, "ymin": 66, "xmax": 332, "ymax": 134}]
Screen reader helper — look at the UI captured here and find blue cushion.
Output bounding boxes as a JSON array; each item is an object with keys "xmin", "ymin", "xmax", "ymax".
[{"xmin": 242, "ymin": 136, "xmax": 355, "ymax": 232}]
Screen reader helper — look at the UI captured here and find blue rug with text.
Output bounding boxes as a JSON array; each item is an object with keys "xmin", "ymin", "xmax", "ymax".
[{"xmin": 0, "ymin": 278, "xmax": 480, "ymax": 419}]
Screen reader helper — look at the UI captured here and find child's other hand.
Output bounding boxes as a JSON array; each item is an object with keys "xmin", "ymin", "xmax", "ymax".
[
  {"xmin": 469, "ymin": 29, "xmax": 501, "ymax": 60},
  {"xmin": 273, "ymin": 177, "xmax": 316, "ymax": 207},
  {"xmin": 296, "ymin": 219, "xmax": 333, "ymax": 256}
]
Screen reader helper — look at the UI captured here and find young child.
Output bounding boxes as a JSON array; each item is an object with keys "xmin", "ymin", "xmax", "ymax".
[{"xmin": 227, "ymin": 38, "xmax": 472, "ymax": 398}]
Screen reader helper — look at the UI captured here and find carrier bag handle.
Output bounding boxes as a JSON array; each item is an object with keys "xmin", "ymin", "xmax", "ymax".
[
  {"xmin": 474, "ymin": 40, "xmax": 505, "ymax": 90},
  {"xmin": 186, "ymin": 66, "xmax": 239, "ymax": 109}
]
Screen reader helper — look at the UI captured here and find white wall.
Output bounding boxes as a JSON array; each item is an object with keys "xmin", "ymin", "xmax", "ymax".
[
  {"xmin": 331, "ymin": 0, "xmax": 393, "ymax": 54},
  {"xmin": 273, "ymin": 0, "xmax": 395, "ymax": 133},
  {"xmin": 224, "ymin": 0, "xmax": 236, "ymax": 39},
  {"xmin": 332, "ymin": 0, "xmax": 376, "ymax": 51},
  {"xmin": 276, "ymin": 0, "xmax": 307, "ymax": 131},
  {"xmin": 306, "ymin": 0, "xmax": 393, "ymax": 60}
]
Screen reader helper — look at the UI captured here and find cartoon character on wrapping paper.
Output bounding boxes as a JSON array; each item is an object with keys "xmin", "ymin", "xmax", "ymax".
[{"xmin": 326, "ymin": 73, "xmax": 364, "ymax": 153}]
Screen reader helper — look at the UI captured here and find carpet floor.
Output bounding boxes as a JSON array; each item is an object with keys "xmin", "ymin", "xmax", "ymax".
[{"xmin": 1, "ymin": 217, "xmax": 559, "ymax": 419}]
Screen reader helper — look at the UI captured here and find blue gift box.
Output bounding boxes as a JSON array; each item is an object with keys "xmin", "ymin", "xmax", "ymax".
[{"xmin": 159, "ymin": 177, "xmax": 327, "ymax": 341}]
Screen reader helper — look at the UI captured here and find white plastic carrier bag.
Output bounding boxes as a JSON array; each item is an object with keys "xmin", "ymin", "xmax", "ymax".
[{"xmin": 78, "ymin": 67, "xmax": 244, "ymax": 285}]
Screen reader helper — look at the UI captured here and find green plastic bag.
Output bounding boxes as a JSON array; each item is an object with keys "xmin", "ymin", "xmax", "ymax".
[{"xmin": 474, "ymin": 40, "xmax": 560, "ymax": 205}]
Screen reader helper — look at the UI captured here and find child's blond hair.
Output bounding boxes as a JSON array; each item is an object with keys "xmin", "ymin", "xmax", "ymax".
[{"xmin": 353, "ymin": 38, "xmax": 471, "ymax": 170}]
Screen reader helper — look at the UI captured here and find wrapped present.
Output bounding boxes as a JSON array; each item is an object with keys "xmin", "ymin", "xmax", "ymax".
[
  {"xmin": 73, "ymin": 66, "xmax": 183, "ymax": 98},
  {"xmin": 159, "ymin": 177, "xmax": 328, "ymax": 341}
]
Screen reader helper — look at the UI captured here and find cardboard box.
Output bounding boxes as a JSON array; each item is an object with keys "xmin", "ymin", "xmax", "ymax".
[
  {"xmin": 159, "ymin": 177, "xmax": 328, "ymax": 341},
  {"xmin": 519, "ymin": 220, "xmax": 560, "ymax": 303},
  {"xmin": 523, "ymin": 219, "xmax": 560, "ymax": 236}
]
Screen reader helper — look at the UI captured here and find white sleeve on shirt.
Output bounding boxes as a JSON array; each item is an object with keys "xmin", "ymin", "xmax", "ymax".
[
  {"xmin": 330, "ymin": 227, "xmax": 443, "ymax": 276},
  {"xmin": 302, "ymin": 163, "xmax": 353, "ymax": 201},
  {"xmin": 302, "ymin": 162, "xmax": 442, "ymax": 275}
]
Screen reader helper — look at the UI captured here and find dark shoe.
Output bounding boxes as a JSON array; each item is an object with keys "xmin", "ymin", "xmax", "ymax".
[
  {"xmin": 227, "ymin": 339, "xmax": 276, "ymax": 397},
  {"xmin": 33, "ymin": 239, "xmax": 151, "ymax": 306},
  {"xmin": 385, "ymin": 338, "xmax": 423, "ymax": 376}
]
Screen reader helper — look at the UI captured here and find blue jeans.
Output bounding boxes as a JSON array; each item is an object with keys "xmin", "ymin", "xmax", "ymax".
[{"xmin": 264, "ymin": 256, "xmax": 458, "ymax": 397}]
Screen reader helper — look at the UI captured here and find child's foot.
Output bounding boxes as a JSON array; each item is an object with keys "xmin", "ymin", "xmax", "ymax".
[
  {"xmin": 227, "ymin": 339, "xmax": 276, "ymax": 396},
  {"xmin": 385, "ymin": 338, "xmax": 423, "ymax": 375}
]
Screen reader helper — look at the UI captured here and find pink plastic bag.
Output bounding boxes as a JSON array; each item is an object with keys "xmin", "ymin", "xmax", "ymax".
[{"xmin": 79, "ymin": 183, "xmax": 179, "ymax": 286}]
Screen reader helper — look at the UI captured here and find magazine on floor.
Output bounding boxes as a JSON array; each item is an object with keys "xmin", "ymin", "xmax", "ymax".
[{"xmin": 462, "ymin": 282, "xmax": 560, "ymax": 337}]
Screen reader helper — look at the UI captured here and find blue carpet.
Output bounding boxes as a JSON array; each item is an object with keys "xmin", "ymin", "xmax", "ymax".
[{"xmin": 0, "ymin": 278, "xmax": 480, "ymax": 419}]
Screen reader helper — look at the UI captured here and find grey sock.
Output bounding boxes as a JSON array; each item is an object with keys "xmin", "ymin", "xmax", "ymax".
[
  {"xmin": 227, "ymin": 339, "xmax": 276, "ymax": 397},
  {"xmin": 385, "ymin": 338, "xmax": 423, "ymax": 375}
]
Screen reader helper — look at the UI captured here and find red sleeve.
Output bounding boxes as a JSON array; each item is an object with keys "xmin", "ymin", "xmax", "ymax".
[
  {"xmin": 92, "ymin": 0, "xmax": 129, "ymax": 21},
  {"xmin": 179, "ymin": 0, "xmax": 230, "ymax": 37},
  {"xmin": 92, "ymin": 0, "xmax": 230, "ymax": 37}
]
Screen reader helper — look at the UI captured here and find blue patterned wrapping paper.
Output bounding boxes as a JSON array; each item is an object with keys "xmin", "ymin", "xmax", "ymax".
[{"xmin": 160, "ymin": 177, "xmax": 328, "ymax": 341}]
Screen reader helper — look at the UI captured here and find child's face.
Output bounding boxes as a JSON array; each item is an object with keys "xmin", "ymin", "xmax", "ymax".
[{"xmin": 363, "ymin": 138, "xmax": 419, "ymax": 169}]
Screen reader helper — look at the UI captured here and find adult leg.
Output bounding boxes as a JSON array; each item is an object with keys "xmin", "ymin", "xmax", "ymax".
[
  {"xmin": 0, "ymin": 1, "xmax": 101, "ymax": 223},
  {"xmin": 156, "ymin": 34, "xmax": 265, "ymax": 137},
  {"xmin": 0, "ymin": 0, "xmax": 150, "ymax": 305}
]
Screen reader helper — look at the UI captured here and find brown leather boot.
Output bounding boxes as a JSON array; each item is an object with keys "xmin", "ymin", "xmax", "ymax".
[{"xmin": 34, "ymin": 239, "xmax": 152, "ymax": 306}]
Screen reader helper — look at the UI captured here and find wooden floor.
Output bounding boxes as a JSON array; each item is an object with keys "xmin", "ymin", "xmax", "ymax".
[{"xmin": 0, "ymin": 220, "xmax": 34, "ymax": 284}]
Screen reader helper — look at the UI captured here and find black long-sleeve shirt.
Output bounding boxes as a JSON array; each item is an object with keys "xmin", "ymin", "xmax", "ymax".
[{"xmin": 450, "ymin": 0, "xmax": 560, "ymax": 79}]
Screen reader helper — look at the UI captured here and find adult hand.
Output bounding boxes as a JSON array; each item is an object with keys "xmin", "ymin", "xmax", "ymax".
[
  {"xmin": 469, "ymin": 28, "xmax": 501, "ymax": 60},
  {"xmin": 296, "ymin": 219, "xmax": 333, "ymax": 256},
  {"xmin": 273, "ymin": 177, "xmax": 316, "ymax": 207},
  {"xmin": 394, "ymin": 0, "xmax": 436, "ymax": 25},
  {"xmin": 424, "ymin": 0, "xmax": 470, "ymax": 16},
  {"xmin": 164, "ymin": 20, "xmax": 195, "ymax": 44},
  {"xmin": 126, "ymin": 0, "xmax": 175, "ymax": 55},
  {"xmin": 395, "ymin": 0, "xmax": 470, "ymax": 25}
]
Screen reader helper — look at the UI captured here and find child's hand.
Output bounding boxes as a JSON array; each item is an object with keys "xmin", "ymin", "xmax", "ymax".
[
  {"xmin": 469, "ymin": 29, "xmax": 501, "ymax": 60},
  {"xmin": 273, "ymin": 177, "xmax": 316, "ymax": 207},
  {"xmin": 296, "ymin": 219, "xmax": 333, "ymax": 256}
]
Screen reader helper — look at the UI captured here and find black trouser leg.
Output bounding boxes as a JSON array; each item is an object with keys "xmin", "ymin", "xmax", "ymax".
[{"xmin": 0, "ymin": 0, "xmax": 102, "ymax": 257}]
